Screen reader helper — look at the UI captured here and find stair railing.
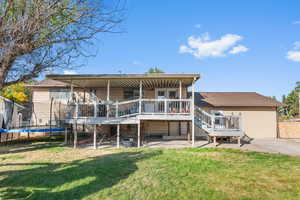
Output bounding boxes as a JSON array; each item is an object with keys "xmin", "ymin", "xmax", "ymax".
[{"xmin": 195, "ymin": 107, "xmax": 242, "ymax": 132}]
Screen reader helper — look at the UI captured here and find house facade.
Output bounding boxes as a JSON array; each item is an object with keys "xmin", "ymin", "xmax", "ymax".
[
  {"xmin": 28, "ymin": 74, "xmax": 201, "ymax": 147},
  {"xmin": 27, "ymin": 74, "xmax": 282, "ymax": 148}
]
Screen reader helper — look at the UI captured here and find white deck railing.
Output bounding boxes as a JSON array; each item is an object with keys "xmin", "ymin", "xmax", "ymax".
[
  {"xmin": 67, "ymin": 98, "xmax": 192, "ymax": 119},
  {"xmin": 195, "ymin": 107, "xmax": 242, "ymax": 132}
]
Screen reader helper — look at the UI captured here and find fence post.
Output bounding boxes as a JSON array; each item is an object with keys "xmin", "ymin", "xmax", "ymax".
[
  {"xmin": 49, "ymin": 98, "xmax": 53, "ymax": 136},
  {"xmin": 64, "ymin": 128, "xmax": 68, "ymax": 144}
]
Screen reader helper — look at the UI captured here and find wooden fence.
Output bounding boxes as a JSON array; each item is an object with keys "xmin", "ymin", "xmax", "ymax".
[{"xmin": 278, "ymin": 120, "xmax": 300, "ymax": 139}]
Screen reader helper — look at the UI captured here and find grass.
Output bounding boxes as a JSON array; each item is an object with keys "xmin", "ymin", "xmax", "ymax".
[{"xmin": 0, "ymin": 142, "xmax": 300, "ymax": 200}]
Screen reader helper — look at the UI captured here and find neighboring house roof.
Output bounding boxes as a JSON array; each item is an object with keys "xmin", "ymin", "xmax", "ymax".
[
  {"xmin": 26, "ymin": 79, "xmax": 72, "ymax": 88},
  {"xmin": 194, "ymin": 92, "xmax": 284, "ymax": 107},
  {"xmin": 0, "ymin": 95, "xmax": 25, "ymax": 109}
]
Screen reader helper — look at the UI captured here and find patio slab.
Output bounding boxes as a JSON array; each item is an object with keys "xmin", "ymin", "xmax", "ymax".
[{"xmin": 143, "ymin": 139, "xmax": 300, "ymax": 156}]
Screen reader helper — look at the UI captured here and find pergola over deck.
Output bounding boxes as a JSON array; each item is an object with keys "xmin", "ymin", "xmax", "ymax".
[
  {"xmin": 46, "ymin": 73, "xmax": 200, "ymax": 89},
  {"xmin": 46, "ymin": 74, "xmax": 200, "ymax": 148}
]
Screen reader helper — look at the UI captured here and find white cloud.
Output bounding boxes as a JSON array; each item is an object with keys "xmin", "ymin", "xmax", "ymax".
[
  {"xmin": 287, "ymin": 51, "xmax": 300, "ymax": 62},
  {"xmin": 229, "ymin": 45, "xmax": 249, "ymax": 54},
  {"xmin": 286, "ymin": 42, "xmax": 300, "ymax": 62},
  {"xmin": 179, "ymin": 33, "xmax": 248, "ymax": 59},
  {"xmin": 63, "ymin": 70, "xmax": 77, "ymax": 75},
  {"xmin": 194, "ymin": 24, "xmax": 202, "ymax": 29},
  {"xmin": 293, "ymin": 41, "xmax": 300, "ymax": 49},
  {"xmin": 292, "ymin": 21, "xmax": 300, "ymax": 24}
]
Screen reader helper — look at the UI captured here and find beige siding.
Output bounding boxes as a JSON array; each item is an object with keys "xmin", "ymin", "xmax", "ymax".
[
  {"xmin": 31, "ymin": 86, "xmax": 190, "ymax": 126},
  {"xmin": 143, "ymin": 121, "xmax": 168, "ymax": 136},
  {"xmin": 95, "ymin": 88, "xmax": 124, "ymax": 101},
  {"xmin": 200, "ymin": 106, "xmax": 278, "ymax": 139},
  {"xmin": 31, "ymin": 88, "xmax": 84, "ymax": 125},
  {"xmin": 143, "ymin": 121, "xmax": 189, "ymax": 136},
  {"xmin": 144, "ymin": 89, "xmax": 155, "ymax": 99}
]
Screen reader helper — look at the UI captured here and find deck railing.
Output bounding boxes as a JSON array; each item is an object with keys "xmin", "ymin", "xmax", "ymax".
[
  {"xmin": 213, "ymin": 115, "xmax": 241, "ymax": 130},
  {"xmin": 195, "ymin": 107, "xmax": 242, "ymax": 131},
  {"xmin": 67, "ymin": 98, "xmax": 192, "ymax": 119}
]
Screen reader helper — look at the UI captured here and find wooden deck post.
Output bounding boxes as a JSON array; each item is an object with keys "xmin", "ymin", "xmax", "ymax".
[
  {"xmin": 93, "ymin": 124, "xmax": 97, "ymax": 149},
  {"xmin": 106, "ymin": 80, "xmax": 110, "ymax": 118},
  {"xmin": 213, "ymin": 136, "xmax": 217, "ymax": 147},
  {"xmin": 139, "ymin": 81, "xmax": 142, "ymax": 114},
  {"xmin": 191, "ymin": 78, "xmax": 195, "ymax": 147},
  {"xmin": 137, "ymin": 121, "xmax": 141, "ymax": 148},
  {"xmin": 237, "ymin": 136, "xmax": 241, "ymax": 146},
  {"xmin": 115, "ymin": 101, "xmax": 119, "ymax": 117},
  {"xmin": 74, "ymin": 123, "xmax": 77, "ymax": 148},
  {"xmin": 70, "ymin": 80, "xmax": 74, "ymax": 101},
  {"xmin": 94, "ymin": 101, "xmax": 97, "ymax": 117},
  {"xmin": 179, "ymin": 80, "xmax": 182, "ymax": 113},
  {"xmin": 117, "ymin": 124, "xmax": 120, "ymax": 148}
]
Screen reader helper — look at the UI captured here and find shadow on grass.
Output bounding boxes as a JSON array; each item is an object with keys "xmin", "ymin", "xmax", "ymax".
[
  {"xmin": 0, "ymin": 142, "xmax": 65, "ymax": 155},
  {"xmin": 0, "ymin": 150, "xmax": 161, "ymax": 200}
]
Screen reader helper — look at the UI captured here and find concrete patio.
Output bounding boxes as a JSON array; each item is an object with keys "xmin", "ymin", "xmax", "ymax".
[
  {"xmin": 143, "ymin": 139, "xmax": 300, "ymax": 156},
  {"xmin": 81, "ymin": 138, "xmax": 300, "ymax": 156}
]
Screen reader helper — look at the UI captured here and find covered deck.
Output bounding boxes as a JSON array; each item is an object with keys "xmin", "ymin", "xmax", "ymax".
[{"xmin": 47, "ymin": 74, "xmax": 200, "ymax": 148}]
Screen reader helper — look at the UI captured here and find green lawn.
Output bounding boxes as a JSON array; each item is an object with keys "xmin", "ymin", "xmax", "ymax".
[{"xmin": 0, "ymin": 142, "xmax": 300, "ymax": 200}]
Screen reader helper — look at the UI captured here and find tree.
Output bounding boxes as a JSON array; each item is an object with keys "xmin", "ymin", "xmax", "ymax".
[
  {"xmin": 0, "ymin": 0, "xmax": 124, "ymax": 88},
  {"xmin": 295, "ymin": 81, "xmax": 300, "ymax": 92},
  {"xmin": 145, "ymin": 67, "xmax": 164, "ymax": 74},
  {"xmin": 282, "ymin": 83, "xmax": 300, "ymax": 118},
  {"xmin": 0, "ymin": 82, "xmax": 30, "ymax": 103},
  {"xmin": 282, "ymin": 95, "xmax": 286, "ymax": 103}
]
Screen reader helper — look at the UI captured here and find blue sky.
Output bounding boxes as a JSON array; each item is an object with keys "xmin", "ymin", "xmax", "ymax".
[{"xmin": 64, "ymin": 0, "xmax": 300, "ymax": 100}]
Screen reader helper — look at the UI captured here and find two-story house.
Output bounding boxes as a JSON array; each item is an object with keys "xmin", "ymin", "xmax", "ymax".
[
  {"xmin": 27, "ymin": 73, "xmax": 282, "ymax": 148},
  {"xmin": 28, "ymin": 74, "xmax": 203, "ymax": 148}
]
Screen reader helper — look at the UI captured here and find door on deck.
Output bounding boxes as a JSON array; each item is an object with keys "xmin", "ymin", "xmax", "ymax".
[{"xmin": 155, "ymin": 89, "xmax": 179, "ymax": 113}]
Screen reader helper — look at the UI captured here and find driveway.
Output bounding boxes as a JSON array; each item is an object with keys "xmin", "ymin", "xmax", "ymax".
[{"xmin": 223, "ymin": 138, "xmax": 300, "ymax": 156}]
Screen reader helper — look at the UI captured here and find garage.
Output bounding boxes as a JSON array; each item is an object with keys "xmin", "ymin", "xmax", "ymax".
[{"xmin": 195, "ymin": 92, "xmax": 283, "ymax": 139}]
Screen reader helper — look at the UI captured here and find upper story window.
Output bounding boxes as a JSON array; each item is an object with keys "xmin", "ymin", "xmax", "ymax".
[
  {"xmin": 49, "ymin": 89, "xmax": 71, "ymax": 100},
  {"xmin": 89, "ymin": 88, "xmax": 97, "ymax": 96},
  {"xmin": 89, "ymin": 88, "xmax": 97, "ymax": 101},
  {"xmin": 124, "ymin": 88, "xmax": 144, "ymax": 100}
]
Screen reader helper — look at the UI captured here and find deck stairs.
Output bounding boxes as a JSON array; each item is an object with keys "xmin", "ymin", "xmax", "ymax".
[{"xmin": 194, "ymin": 107, "xmax": 244, "ymax": 137}]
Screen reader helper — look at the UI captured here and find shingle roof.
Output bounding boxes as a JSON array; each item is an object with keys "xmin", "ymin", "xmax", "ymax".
[
  {"xmin": 194, "ymin": 92, "xmax": 284, "ymax": 107},
  {"xmin": 26, "ymin": 79, "xmax": 71, "ymax": 88}
]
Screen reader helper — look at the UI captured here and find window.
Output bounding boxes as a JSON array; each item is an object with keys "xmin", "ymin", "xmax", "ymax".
[
  {"xmin": 124, "ymin": 88, "xmax": 143, "ymax": 100},
  {"xmin": 168, "ymin": 91, "xmax": 177, "ymax": 99},
  {"xmin": 49, "ymin": 89, "xmax": 71, "ymax": 100},
  {"xmin": 89, "ymin": 88, "xmax": 97, "ymax": 101},
  {"xmin": 157, "ymin": 91, "xmax": 166, "ymax": 98},
  {"xmin": 89, "ymin": 88, "xmax": 96, "ymax": 95}
]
